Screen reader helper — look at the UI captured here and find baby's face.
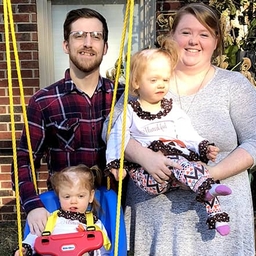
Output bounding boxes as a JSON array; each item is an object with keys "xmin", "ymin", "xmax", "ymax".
[{"xmin": 58, "ymin": 183, "xmax": 95, "ymax": 213}]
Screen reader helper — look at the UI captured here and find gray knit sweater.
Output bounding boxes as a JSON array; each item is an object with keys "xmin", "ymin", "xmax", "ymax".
[{"xmin": 124, "ymin": 67, "xmax": 256, "ymax": 256}]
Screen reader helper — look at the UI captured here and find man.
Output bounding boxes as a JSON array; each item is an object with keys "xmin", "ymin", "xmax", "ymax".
[{"xmin": 11, "ymin": 8, "xmax": 124, "ymax": 236}]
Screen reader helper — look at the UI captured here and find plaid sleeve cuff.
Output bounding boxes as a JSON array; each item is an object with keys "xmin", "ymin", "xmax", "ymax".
[{"xmin": 23, "ymin": 195, "xmax": 45, "ymax": 214}]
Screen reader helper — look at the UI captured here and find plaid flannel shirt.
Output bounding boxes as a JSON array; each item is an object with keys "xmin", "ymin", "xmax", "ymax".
[{"xmin": 12, "ymin": 69, "xmax": 124, "ymax": 214}]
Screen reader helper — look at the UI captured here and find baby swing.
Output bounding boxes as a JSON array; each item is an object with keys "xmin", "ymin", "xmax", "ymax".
[{"xmin": 4, "ymin": 0, "xmax": 135, "ymax": 254}]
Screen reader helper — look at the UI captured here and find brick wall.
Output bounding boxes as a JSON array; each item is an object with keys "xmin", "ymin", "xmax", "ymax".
[{"xmin": 0, "ymin": 0, "xmax": 46, "ymax": 224}]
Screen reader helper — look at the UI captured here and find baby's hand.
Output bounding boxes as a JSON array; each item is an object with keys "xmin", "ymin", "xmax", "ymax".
[
  {"xmin": 77, "ymin": 223, "xmax": 85, "ymax": 232},
  {"xmin": 14, "ymin": 247, "xmax": 26, "ymax": 256},
  {"xmin": 110, "ymin": 168, "xmax": 127, "ymax": 181},
  {"xmin": 207, "ymin": 145, "xmax": 219, "ymax": 162}
]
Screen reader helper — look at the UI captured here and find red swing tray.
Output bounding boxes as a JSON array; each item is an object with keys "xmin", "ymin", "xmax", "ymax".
[{"xmin": 34, "ymin": 230, "xmax": 103, "ymax": 256}]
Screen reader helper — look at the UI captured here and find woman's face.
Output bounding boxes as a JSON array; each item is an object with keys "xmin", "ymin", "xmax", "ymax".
[{"xmin": 171, "ymin": 13, "xmax": 217, "ymax": 69}]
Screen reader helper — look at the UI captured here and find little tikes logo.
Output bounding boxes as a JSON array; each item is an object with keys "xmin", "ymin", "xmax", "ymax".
[{"xmin": 61, "ymin": 244, "xmax": 76, "ymax": 251}]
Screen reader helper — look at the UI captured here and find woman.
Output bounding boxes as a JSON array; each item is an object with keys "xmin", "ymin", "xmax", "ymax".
[
  {"xmin": 105, "ymin": 43, "xmax": 231, "ymax": 236},
  {"xmin": 124, "ymin": 3, "xmax": 256, "ymax": 255}
]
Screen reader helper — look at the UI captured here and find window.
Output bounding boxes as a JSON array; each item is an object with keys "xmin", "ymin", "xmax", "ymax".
[{"xmin": 37, "ymin": 0, "xmax": 155, "ymax": 87}]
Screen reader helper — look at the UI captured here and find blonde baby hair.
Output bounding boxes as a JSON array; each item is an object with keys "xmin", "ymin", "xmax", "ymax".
[{"xmin": 129, "ymin": 38, "xmax": 179, "ymax": 96}]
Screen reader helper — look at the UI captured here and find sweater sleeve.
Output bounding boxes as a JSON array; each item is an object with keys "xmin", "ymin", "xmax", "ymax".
[
  {"xmin": 105, "ymin": 105, "xmax": 133, "ymax": 164},
  {"xmin": 229, "ymin": 71, "xmax": 256, "ymax": 166}
]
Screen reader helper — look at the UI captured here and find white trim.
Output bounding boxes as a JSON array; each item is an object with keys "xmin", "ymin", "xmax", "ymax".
[
  {"xmin": 139, "ymin": 0, "xmax": 156, "ymax": 48},
  {"xmin": 36, "ymin": 0, "xmax": 155, "ymax": 87},
  {"xmin": 36, "ymin": 0, "xmax": 54, "ymax": 88}
]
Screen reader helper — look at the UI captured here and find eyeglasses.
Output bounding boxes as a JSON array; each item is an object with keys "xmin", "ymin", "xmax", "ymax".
[{"xmin": 69, "ymin": 31, "xmax": 104, "ymax": 41}]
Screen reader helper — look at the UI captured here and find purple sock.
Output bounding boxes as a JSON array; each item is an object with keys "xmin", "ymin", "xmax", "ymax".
[
  {"xmin": 205, "ymin": 184, "xmax": 232, "ymax": 201},
  {"xmin": 216, "ymin": 222, "xmax": 230, "ymax": 236}
]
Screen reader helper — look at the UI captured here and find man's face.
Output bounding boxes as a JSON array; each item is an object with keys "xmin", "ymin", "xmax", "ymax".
[{"xmin": 63, "ymin": 17, "xmax": 108, "ymax": 74}]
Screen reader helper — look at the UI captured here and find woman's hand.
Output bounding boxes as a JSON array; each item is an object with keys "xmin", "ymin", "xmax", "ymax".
[
  {"xmin": 140, "ymin": 150, "xmax": 179, "ymax": 183},
  {"xmin": 125, "ymin": 139, "xmax": 182, "ymax": 183}
]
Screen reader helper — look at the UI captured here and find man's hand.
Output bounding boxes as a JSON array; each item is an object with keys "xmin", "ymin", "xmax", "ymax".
[{"xmin": 27, "ymin": 207, "xmax": 50, "ymax": 236}]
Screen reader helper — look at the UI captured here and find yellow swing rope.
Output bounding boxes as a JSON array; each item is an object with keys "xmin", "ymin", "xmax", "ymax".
[
  {"xmin": 106, "ymin": 0, "xmax": 132, "ymax": 188},
  {"xmin": 106, "ymin": 0, "xmax": 131, "ymax": 139},
  {"xmin": 106, "ymin": 1, "xmax": 135, "ymax": 255},
  {"xmin": 5, "ymin": 0, "xmax": 134, "ymax": 254},
  {"xmin": 4, "ymin": 0, "xmax": 37, "ymax": 254}
]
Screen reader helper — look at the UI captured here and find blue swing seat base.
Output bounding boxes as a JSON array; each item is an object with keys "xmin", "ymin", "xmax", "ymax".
[{"xmin": 24, "ymin": 186, "xmax": 127, "ymax": 256}]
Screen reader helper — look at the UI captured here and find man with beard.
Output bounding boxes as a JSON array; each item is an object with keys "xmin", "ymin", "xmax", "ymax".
[{"xmin": 11, "ymin": 8, "xmax": 124, "ymax": 237}]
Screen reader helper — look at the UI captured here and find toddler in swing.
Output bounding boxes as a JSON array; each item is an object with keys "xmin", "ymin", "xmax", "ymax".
[
  {"xmin": 105, "ymin": 38, "xmax": 232, "ymax": 236},
  {"xmin": 14, "ymin": 164, "xmax": 111, "ymax": 256}
]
